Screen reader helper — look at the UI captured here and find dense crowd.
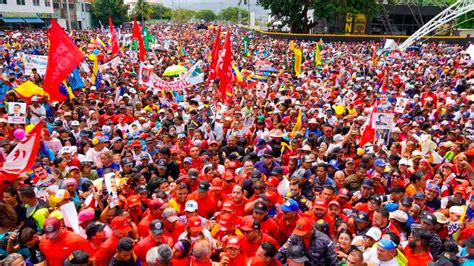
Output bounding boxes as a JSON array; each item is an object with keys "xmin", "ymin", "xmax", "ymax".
[{"xmin": 0, "ymin": 23, "xmax": 473, "ymax": 266}]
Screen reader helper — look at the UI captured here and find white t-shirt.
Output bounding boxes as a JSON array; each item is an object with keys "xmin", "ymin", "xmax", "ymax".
[{"xmin": 30, "ymin": 105, "xmax": 46, "ymax": 124}]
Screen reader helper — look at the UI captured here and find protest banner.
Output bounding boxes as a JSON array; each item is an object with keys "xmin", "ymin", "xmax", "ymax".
[{"xmin": 23, "ymin": 54, "xmax": 48, "ymax": 75}]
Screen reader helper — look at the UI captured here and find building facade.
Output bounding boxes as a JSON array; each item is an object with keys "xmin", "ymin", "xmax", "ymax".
[{"xmin": 0, "ymin": 0, "xmax": 53, "ymax": 28}]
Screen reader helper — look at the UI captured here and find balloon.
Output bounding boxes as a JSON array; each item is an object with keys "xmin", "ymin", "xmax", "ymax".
[
  {"xmin": 25, "ymin": 124, "xmax": 34, "ymax": 133},
  {"xmin": 335, "ymin": 105, "xmax": 345, "ymax": 115},
  {"xmin": 92, "ymin": 49, "xmax": 100, "ymax": 55},
  {"xmin": 14, "ymin": 129, "xmax": 26, "ymax": 140},
  {"xmin": 97, "ymin": 53, "xmax": 105, "ymax": 61}
]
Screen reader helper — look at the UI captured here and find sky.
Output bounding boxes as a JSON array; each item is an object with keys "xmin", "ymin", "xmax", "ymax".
[{"xmin": 159, "ymin": 0, "xmax": 269, "ymax": 17}]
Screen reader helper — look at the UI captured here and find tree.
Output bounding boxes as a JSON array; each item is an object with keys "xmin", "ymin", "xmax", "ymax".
[
  {"xmin": 172, "ymin": 8, "xmax": 196, "ymax": 23},
  {"xmin": 195, "ymin": 9, "xmax": 216, "ymax": 22},
  {"xmin": 132, "ymin": 0, "xmax": 153, "ymax": 24},
  {"xmin": 257, "ymin": 0, "xmax": 383, "ymax": 33},
  {"xmin": 150, "ymin": 4, "xmax": 172, "ymax": 20},
  {"xmin": 219, "ymin": 7, "xmax": 249, "ymax": 23},
  {"xmin": 91, "ymin": 0, "xmax": 128, "ymax": 27}
]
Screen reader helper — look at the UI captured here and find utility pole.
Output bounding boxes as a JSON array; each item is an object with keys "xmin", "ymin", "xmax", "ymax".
[{"xmin": 65, "ymin": 0, "xmax": 72, "ymax": 30}]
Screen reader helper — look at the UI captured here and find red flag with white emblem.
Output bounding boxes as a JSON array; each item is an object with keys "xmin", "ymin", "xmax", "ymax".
[
  {"xmin": 0, "ymin": 121, "xmax": 43, "ymax": 180},
  {"xmin": 217, "ymin": 31, "xmax": 233, "ymax": 103}
]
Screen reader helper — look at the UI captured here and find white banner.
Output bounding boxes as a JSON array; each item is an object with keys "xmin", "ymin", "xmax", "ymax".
[
  {"xmin": 23, "ymin": 54, "xmax": 48, "ymax": 75},
  {"xmin": 99, "ymin": 56, "xmax": 121, "ymax": 71},
  {"xmin": 141, "ymin": 60, "xmax": 204, "ymax": 92}
]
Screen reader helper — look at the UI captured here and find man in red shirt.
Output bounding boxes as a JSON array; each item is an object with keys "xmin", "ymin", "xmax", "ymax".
[
  {"xmin": 219, "ymin": 235, "xmax": 248, "ymax": 266},
  {"xmin": 93, "ymin": 216, "xmax": 132, "ymax": 266},
  {"xmin": 39, "ymin": 217, "xmax": 94, "ymax": 266},
  {"xmin": 239, "ymin": 216, "xmax": 279, "ymax": 258},
  {"xmin": 162, "ymin": 207, "xmax": 186, "ymax": 244},
  {"xmin": 187, "ymin": 180, "xmax": 217, "ymax": 219},
  {"xmin": 251, "ymin": 200, "xmax": 279, "ymax": 241},
  {"xmin": 137, "ymin": 198, "xmax": 168, "ymax": 237},
  {"xmin": 134, "ymin": 220, "xmax": 173, "ymax": 266},
  {"xmin": 373, "ymin": 207, "xmax": 400, "ymax": 237},
  {"xmin": 275, "ymin": 199, "xmax": 300, "ymax": 245},
  {"xmin": 303, "ymin": 199, "xmax": 335, "ymax": 238},
  {"xmin": 404, "ymin": 228, "xmax": 433, "ymax": 266},
  {"xmin": 230, "ymin": 185, "xmax": 248, "ymax": 217}
]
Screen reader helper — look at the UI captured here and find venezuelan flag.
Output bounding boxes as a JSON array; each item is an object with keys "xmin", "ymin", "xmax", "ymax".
[{"xmin": 231, "ymin": 64, "xmax": 243, "ymax": 83}]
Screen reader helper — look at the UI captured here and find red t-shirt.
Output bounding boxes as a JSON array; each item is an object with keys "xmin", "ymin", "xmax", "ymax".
[
  {"xmin": 241, "ymin": 233, "xmax": 280, "ymax": 258},
  {"xmin": 93, "ymin": 234, "xmax": 121, "ymax": 266},
  {"xmin": 134, "ymin": 235, "xmax": 173, "ymax": 266},
  {"xmin": 39, "ymin": 230, "xmax": 94, "ymax": 266},
  {"xmin": 187, "ymin": 192, "xmax": 217, "ymax": 219},
  {"xmin": 404, "ymin": 246, "xmax": 433, "ymax": 266},
  {"xmin": 163, "ymin": 221, "xmax": 186, "ymax": 244}
]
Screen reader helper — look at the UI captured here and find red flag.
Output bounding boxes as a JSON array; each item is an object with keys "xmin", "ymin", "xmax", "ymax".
[
  {"xmin": 132, "ymin": 18, "xmax": 146, "ymax": 62},
  {"xmin": 0, "ymin": 121, "xmax": 43, "ymax": 181},
  {"xmin": 359, "ymin": 105, "xmax": 376, "ymax": 147},
  {"xmin": 208, "ymin": 26, "xmax": 221, "ymax": 84},
  {"xmin": 217, "ymin": 31, "xmax": 233, "ymax": 103},
  {"xmin": 109, "ymin": 16, "xmax": 119, "ymax": 56},
  {"xmin": 43, "ymin": 19, "xmax": 84, "ymax": 102}
]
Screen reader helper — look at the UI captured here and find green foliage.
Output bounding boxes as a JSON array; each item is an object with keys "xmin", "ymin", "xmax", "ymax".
[
  {"xmin": 195, "ymin": 9, "xmax": 216, "ymax": 22},
  {"xmin": 218, "ymin": 7, "xmax": 249, "ymax": 23},
  {"xmin": 132, "ymin": 0, "xmax": 153, "ymax": 23},
  {"xmin": 172, "ymin": 8, "xmax": 196, "ymax": 23},
  {"xmin": 91, "ymin": 0, "xmax": 128, "ymax": 27},
  {"xmin": 458, "ymin": 11, "xmax": 474, "ymax": 29},
  {"xmin": 257, "ymin": 0, "xmax": 383, "ymax": 33},
  {"xmin": 150, "ymin": 4, "xmax": 172, "ymax": 20}
]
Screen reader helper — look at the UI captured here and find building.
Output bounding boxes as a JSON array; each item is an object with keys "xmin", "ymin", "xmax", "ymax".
[
  {"xmin": 52, "ymin": 0, "xmax": 92, "ymax": 30},
  {"xmin": 0, "ymin": 0, "xmax": 54, "ymax": 29},
  {"xmin": 124, "ymin": 0, "xmax": 161, "ymax": 16}
]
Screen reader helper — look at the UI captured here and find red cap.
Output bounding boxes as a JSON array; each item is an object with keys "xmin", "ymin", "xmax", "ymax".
[
  {"xmin": 239, "ymin": 216, "xmax": 260, "ymax": 232},
  {"xmin": 338, "ymin": 188, "xmax": 350, "ymax": 199},
  {"xmin": 261, "ymin": 191, "xmax": 279, "ymax": 205},
  {"xmin": 110, "ymin": 216, "xmax": 132, "ymax": 233},
  {"xmin": 328, "ymin": 200, "xmax": 340, "ymax": 208},
  {"xmin": 43, "ymin": 217, "xmax": 61, "ymax": 235},
  {"xmin": 454, "ymin": 185, "xmax": 466, "ymax": 195},
  {"xmin": 222, "ymin": 201, "xmax": 235, "ymax": 212},
  {"xmin": 218, "ymin": 213, "xmax": 234, "ymax": 231},
  {"xmin": 211, "ymin": 178, "xmax": 223, "ymax": 190},
  {"xmin": 223, "ymin": 171, "xmax": 235, "ymax": 181},
  {"xmin": 226, "ymin": 235, "xmax": 241, "ymax": 249},
  {"xmin": 188, "ymin": 216, "xmax": 203, "ymax": 233},
  {"xmin": 126, "ymin": 195, "xmax": 140, "ymax": 208},
  {"xmin": 265, "ymin": 176, "xmax": 280, "ymax": 187},
  {"xmin": 292, "ymin": 217, "xmax": 313, "ymax": 236},
  {"xmin": 88, "ymin": 93, "xmax": 96, "ymax": 99},
  {"xmin": 313, "ymin": 199, "xmax": 327, "ymax": 210},
  {"xmin": 131, "ymin": 140, "xmax": 141, "ymax": 147},
  {"xmin": 148, "ymin": 199, "xmax": 167, "ymax": 210}
]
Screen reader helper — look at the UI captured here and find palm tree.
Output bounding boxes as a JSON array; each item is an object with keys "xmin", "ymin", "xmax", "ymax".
[{"xmin": 133, "ymin": 0, "xmax": 153, "ymax": 24}]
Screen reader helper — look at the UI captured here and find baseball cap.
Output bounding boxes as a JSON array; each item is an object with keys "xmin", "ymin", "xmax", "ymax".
[
  {"xmin": 222, "ymin": 201, "xmax": 235, "ymax": 212},
  {"xmin": 389, "ymin": 210, "xmax": 408, "ymax": 223},
  {"xmin": 150, "ymin": 220, "xmax": 164, "ymax": 235},
  {"xmin": 43, "ymin": 217, "xmax": 61, "ymax": 236},
  {"xmin": 303, "ymin": 155, "xmax": 314, "ymax": 163},
  {"xmin": 328, "ymin": 159, "xmax": 339, "ymax": 170},
  {"xmin": 148, "ymin": 198, "xmax": 168, "ymax": 210},
  {"xmin": 313, "ymin": 199, "xmax": 327, "ymax": 210},
  {"xmin": 366, "ymin": 227, "xmax": 382, "ymax": 241},
  {"xmin": 188, "ymin": 216, "xmax": 203, "ymax": 233},
  {"xmin": 270, "ymin": 166, "xmax": 283, "ymax": 176},
  {"xmin": 433, "ymin": 212, "xmax": 448, "ymax": 224},
  {"xmin": 63, "ymin": 250, "xmax": 90, "ymax": 266},
  {"xmin": 52, "ymin": 189, "xmax": 71, "ymax": 203},
  {"xmin": 226, "ymin": 236, "xmax": 241, "ymax": 249},
  {"xmin": 263, "ymin": 149, "xmax": 274, "ymax": 158},
  {"xmin": 187, "ymin": 168, "xmax": 199, "ymax": 179},
  {"xmin": 71, "ymin": 120, "xmax": 80, "ymax": 127},
  {"xmin": 293, "ymin": 217, "xmax": 313, "ymax": 237},
  {"xmin": 420, "ymin": 211, "xmax": 437, "ymax": 226},
  {"xmin": 157, "ymin": 159, "xmax": 167, "ymax": 169},
  {"xmin": 265, "ymin": 176, "xmax": 280, "ymax": 187},
  {"xmin": 162, "ymin": 208, "xmax": 179, "ymax": 223},
  {"xmin": 281, "ymin": 199, "xmax": 299, "ymax": 213},
  {"xmin": 328, "ymin": 200, "xmax": 340, "ymax": 208},
  {"xmin": 361, "ymin": 179, "xmax": 374, "ymax": 188},
  {"xmin": 183, "ymin": 157, "xmax": 193, "ymax": 164},
  {"xmin": 110, "ymin": 216, "xmax": 132, "ymax": 233},
  {"xmin": 425, "ymin": 183, "xmax": 440, "ymax": 193},
  {"xmin": 414, "ymin": 191, "xmax": 426, "ymax": 199},
  {"xmin": 78, "ymin": 209, "xmax": 95, "ymax": 225},
  {"xmin": 197, "ymin": 180, "xmax": 210, "ymax": 193},
  {"xmin": 240, "ymin": 216, "xmax": 261, "ymax": 231},
  {"xmin": 378, "ymin": 238, "xmax": 397, "ymax": 250},
  {"xmin": 400, "ymin": 196, "xmax": 413, "ymax": 206},
  {"xmin": 218, "ymin": 213, "xmax": 234, "ymax": 232},
  {"xmin": 253, "ymin": 200, "xmax": 268, "ymax": 214},
  {"xmin": 184, "ymin": 200, "xmax": 198, "ymax": 212},
  {"xmin": 338, "ymin": 188, "xmax": 350, "ymax": 199},
  {"xmin": 135, "ymin": 185, "xmax": 147, "ymax": 194},
  {"xmin": 126, "ymin": 195, "xmax": 140, "ymax": 208},
  {"xmin": 355, "ymin": 212, "xmax": 369, "ymax": 223},
  {"xmin": 139, "ymin": 152, "xmax": 149, "ymax": 160},
  {"xmin": 374, "ymin": 159, "xmax": 386, "ymax": 167},
  {"xmin": 449, "ymin": 206, "xmax": 464, "ymax": 216},
  {"xmin": 454, "ymin": 185, "xmax": 466, "ymax": 195}
]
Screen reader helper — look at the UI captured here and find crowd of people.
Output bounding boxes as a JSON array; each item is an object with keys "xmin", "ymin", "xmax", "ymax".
[{"xmin": 0, "ymin": 22, "xmax": 473, "ymax": 266}]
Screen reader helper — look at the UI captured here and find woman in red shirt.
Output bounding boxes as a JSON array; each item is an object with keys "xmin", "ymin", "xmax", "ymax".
[{"xmin": 171, "ymin": 239, "xmax": 191, "ymax": 266}]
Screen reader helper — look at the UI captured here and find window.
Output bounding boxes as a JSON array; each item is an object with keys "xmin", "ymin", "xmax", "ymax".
[
  {"xmin": 16, "ymin": 0, "xmax": 25, "ymax": 5},
  {"xmin": 33, "ymin": 0, "xmax": 39, "ymax": 6},
  {"xmin": 0, "ymin": 0, "xmax": 6, "ymax": 4},
  {"xmin": 45, "ymin": 0, "xmax": 50, "ymax": 6}
]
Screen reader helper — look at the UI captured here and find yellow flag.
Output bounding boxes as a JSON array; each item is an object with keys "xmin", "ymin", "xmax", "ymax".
[
  {"xmin": 91, "ymin": 58, "xmax": 99, "ymax": 85},
  {"xmin": 315, "ymin": 45, "xmax": 321, "ymax": 65},
  {"xmin": 294, "ymin": 48, "xmax": 302, "ymax": 76},
  {"xmin": 289, "ymin": 40, "xmax": 295, "ymax": 51},
  {"xmin": 291, "ymin": 108, "xmax": 302, "ymax": 135},
  {"xmin": 14, "ymin": 81, "xmax": 49, "ymax": 99}
]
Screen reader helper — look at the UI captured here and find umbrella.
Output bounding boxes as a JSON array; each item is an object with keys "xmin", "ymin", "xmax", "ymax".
[
  {"xmin": 260, "ymin": 66, "xmax": 278, "ymax": 73},
  {"xmin": 163, "ymin": 65, "xmax": 187, "ymax": 76}
]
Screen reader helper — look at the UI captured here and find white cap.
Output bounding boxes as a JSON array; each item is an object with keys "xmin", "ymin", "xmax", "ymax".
[
  {"xmin": 129, "ymin": 88, "xmax": 137, "ymax": 94},
  {"xmin": 389, "ymin": 210, "xmax": 408, "ymax": 223},
  {"xmin": 31, "ymin": 96, "xmax": 39, "ymax": 101},
  {"xmin": 366, "ymin": 227, "xmax": 382, "ymax": 241},
  {"xmin": 333, "ymin": 134, "xmax": 343, "ymax": 142},
  {"xmin": 449, "ymin": 205, "xmax": 464, "ymax": 216},
  {"xmin": 90, "ymin": 86, "xmax": 96, "ymax": 91},
  {"xmin": 58, "ymin": 146, "xmax": 72, "ymax": 155},
  {"xmin": 184, "ymin": 200, "xmax": 198, "ymax": 212},
  {"xmin": 71, "ymin": 120, "xmax": 80, "ymax": 126}
]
